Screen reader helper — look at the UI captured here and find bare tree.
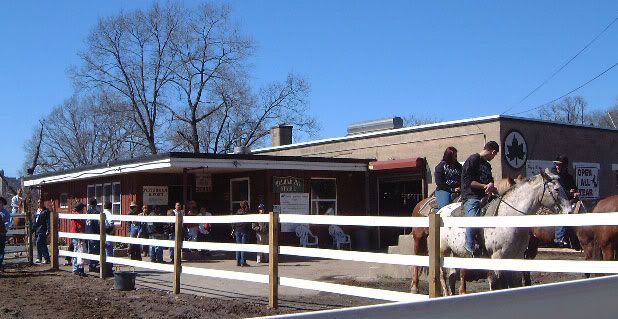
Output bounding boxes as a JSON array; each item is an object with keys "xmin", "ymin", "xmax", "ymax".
[
  {"xmin": 72, "ymin": 3, "xmax": 181, "ymax": 154},
  {"xmin": 403, "ymin": 115, "xmax": 440, "ymax": 127},
  {"xmin": 165, "ymin": 3, "xmax": 254, "ymax": 153},
  {"xmin": 538, "ymin": 96, "xmax": 588, "ymax": 125}
]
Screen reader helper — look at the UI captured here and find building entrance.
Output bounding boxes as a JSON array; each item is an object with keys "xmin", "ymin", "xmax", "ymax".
[{"xmin": 378, "ymin": 177, "xmax": 423, "ymax": 249}]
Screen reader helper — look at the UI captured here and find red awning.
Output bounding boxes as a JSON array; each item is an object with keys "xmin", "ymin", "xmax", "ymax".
[{"xmin": 368, "ymin": 157, "xmax": 425, "ymax": 171}]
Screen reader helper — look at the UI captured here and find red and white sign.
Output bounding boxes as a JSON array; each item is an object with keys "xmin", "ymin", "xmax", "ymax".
[{"xmin": 574, "ymin": 163, "xmax": 600, "ymax": 200}]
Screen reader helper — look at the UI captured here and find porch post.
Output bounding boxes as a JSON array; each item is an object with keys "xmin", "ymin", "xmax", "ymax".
[
  {"xmin": 268, "ymin": 210, "xmax": 280, "ymax": 309},
  {"xmin": 428, "ymin": 211, "xmax": 442, "ymax": 298}
]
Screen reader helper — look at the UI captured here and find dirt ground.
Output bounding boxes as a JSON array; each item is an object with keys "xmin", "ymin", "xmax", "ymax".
[{"xmin": 0, "ymin": 249, "xmax": 588, "ymax": 319}]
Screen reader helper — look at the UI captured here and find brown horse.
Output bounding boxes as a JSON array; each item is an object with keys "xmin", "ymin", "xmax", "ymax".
[
  {"xmin": 410, "ymin": 178, "xmax": 516, "ymax": 294},
  {"xmin": 590, "ymin": 195, "xmax": 618, "ymax": 261}
]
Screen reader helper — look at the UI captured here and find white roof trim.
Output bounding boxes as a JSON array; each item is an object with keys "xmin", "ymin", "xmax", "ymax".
[
  {"xmin": 23, "ymin": 158, "xmax": 173, "ymax": 187},
  {"xmin": 24, "ymin": 157, "xmax": 367, "ymax": 187},
  {"xmin": 253, "ymin": 114, "xmax": 617, "ymax": 153}
]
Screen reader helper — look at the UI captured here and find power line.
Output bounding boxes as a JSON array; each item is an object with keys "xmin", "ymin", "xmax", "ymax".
[
  {"xmin": 512, "ymin": 59, "xmax": 618, "ymax": 116},
  {"xmin": 502, "ymin": 15, "xmax": 618, "ymax": 115}
]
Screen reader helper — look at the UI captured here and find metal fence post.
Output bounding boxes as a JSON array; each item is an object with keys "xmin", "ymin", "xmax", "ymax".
[
  {"xmin": 50, "ymin": 210, "xmax": 59, "ymax": 270},
  {"xmin": 173, "ymin": 212, "xmax": 183, "ymax": 294},
  {"xmin": 99, "ymin": 211, "xmax": 107, "ymax": 279},
  {"xmin": 428, "ymin": 211, "xmax": 442, "ymax": 298},
  {"xmin": 269, "ymin": 211, "xmax": 280, "ymax": 309}
]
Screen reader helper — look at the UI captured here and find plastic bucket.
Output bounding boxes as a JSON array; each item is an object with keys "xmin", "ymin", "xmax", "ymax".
[{"xmin": 113, "ymin": 270, "xmax": 136, "ymax": 291}]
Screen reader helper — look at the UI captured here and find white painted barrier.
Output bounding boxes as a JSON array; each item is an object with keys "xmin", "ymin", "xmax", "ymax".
[
  {"xmin": 56, "ymin": 210, "xmax": 618, "ymax": 306},
  {"xmin": 257, "ymin": 275, "xmax": 618, "ymax": 319}
]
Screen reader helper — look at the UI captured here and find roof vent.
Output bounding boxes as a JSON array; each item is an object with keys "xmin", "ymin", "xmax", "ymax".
[
  {"xmin": 347, "ymin": 117, "xmax": 404, "ymax": 135},
  {"xmin": 233, "ymin": 146, "xmax": 251, "ymax": 154}
]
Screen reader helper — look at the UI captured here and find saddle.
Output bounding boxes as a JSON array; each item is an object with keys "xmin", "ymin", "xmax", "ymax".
[{"xmin": 449, "ymin": 195, "xmax": 501, "ymax": 218}]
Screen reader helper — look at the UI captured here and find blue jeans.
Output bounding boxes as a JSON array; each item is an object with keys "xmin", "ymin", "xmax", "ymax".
[
  {"xmin": 435, "ymin": 190, "xmax": 453, "ymax": 209},
  {"xmin": 88, "ymin": 239, "xmax": 100, "ymax": 267},
  {"xmin": 463, "ymin": 198, "xmax": 482, "ymax": 252},
  {"xmin": 36, "ymin": 232, "xmax": 50, "ymax": 261},
  {"xmin": 0, "ymin": 233, "xmax": 5, "ymax": 269},
  {"xmin": 129, "ymin": 224, "xmax": 141, "ymax": 260},
  {"xmin": 555, "ymin": 226, "xmax": 568, "ymax": 242},
  {"xmin": 72, "ymin": 239, "xmax": 84, "ymax": 273},
  {"xmin": 149, "ymin": 236, "xmax": 163, "ymax": 262},
  {"xmin": 169, "ymin": 233, "xmax": 175, "ymax": 260},
  {"xmin": 235, "ymin": 232, "xmax": 249, "ymax": 265}
]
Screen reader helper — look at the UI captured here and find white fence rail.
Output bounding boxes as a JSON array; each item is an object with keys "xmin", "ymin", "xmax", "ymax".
[{"xmin": 54, "ymin": 208, "xmax": 618, "ymax": 307}]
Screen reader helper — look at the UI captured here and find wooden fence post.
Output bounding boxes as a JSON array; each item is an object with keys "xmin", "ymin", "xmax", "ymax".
[
  {"xmin": 268, "ymin": 211, "xmax": 279, "ymax": 309},
  {"xmin": 173, "ymin": 212, "xmax": 183, "ymax": 294},
  {"xmin": 99, "ymin": 211, "xmax": 107, "ymax": 279},
  {"xmin": 428, "ymin": 211, "xmax": 442, "ymax": 298},
  {"xmin": 50, "ymin": 210, "xmax": 59, "ymax": 270}
]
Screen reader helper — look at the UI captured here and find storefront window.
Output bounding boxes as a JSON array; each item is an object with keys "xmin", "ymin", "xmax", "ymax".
[
  {"xmin": 60, "ymin": 193, "xmax": 68, "ymax": 208},
  {"xmin": 310, "ymin": 178, "xmax": 337, "ymax": 215},
  {"xmin": 230, "ymin": 178, "xmax": 250, "ymax": 212},
  {"xmin": 87, "ymin": 182, "xmax": 120, "ymax": 215}
]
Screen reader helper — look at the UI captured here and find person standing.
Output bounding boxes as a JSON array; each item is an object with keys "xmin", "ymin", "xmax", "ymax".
[
  {"xmin": 551, "ymin": 155, "xmax": 579, "ymax": 247},
  {"xmin": 434, "ymin": 146, "xmax": 463, "ymax": 209},
  {"xmin": 102, "ymin": 202, "xmax": 115, "ymax": 256},
  {"xmin": 127, "ymin": 202, "xmax": 142, "ymax": 260},
  {"xmin": 0, "ymin": 197, "xmax": 10, "ymax": 272},
  {"xmin": 461, "ymin": 141, "xmax": 499, "ymax": 257},
  {"xmin": 167, "ymin": 202, "xmax": 183, "ymax": 263},
  {"xmin": 10, "ymin": 189, "xmax": 22, "ymax": 219},
  {"xmin": 138, "ymin": 205, "xmax": 150, "ymax": 258},
  {"xmin": 85, "ymin": 198, "xmax": 100, "ymax": 272},
  {"xmin": 32, "ymin": 199, "xmax": 50, "ymax": 264},
  {"xmin": 146, "ymin": 206, "xmax": 165, "ymax": 263},
  {"xmin": 70, "ymin": 203, "xmax": 87, "ymax": 276},
  {"xmin": 252, "ymin": 203, "xmax": 268, "ymax": 264},
  {"xmin": 232, "ymin": 201, "xmax": 251, "ymax": 267}
]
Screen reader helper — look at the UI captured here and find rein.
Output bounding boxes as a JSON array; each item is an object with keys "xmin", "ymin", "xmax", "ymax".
[{"xmin": 495, "ymin": 178, "xmax": 559, "ymax": 215}]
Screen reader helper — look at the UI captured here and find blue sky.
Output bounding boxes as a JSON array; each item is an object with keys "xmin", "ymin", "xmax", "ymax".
[{"xmin": 1, "ymin": 1, "xmax": 618, "ymax": 177}]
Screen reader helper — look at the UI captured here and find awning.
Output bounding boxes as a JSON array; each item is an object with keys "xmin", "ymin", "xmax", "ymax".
[{"xmin": 368, "ymin": 157, "xmax": 425, "ymax": 171}]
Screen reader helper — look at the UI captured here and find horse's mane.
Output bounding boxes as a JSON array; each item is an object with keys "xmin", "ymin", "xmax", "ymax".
[{"xmin": 500, "ymin": 174, "xmax": 539, "ymax": 197}]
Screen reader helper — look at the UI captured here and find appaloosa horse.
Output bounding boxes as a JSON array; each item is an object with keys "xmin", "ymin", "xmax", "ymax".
[
  {"xmin": 439, "ymin": 169, "xmax": 572, "ymax": 296},
  {"xmin": 409, "ymin": 178, "xmax": 516, "ymax": 294}
]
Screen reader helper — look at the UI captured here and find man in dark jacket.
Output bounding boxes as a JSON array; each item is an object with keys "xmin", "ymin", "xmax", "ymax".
[
  {"xmin": 32, "ymin": 199, "xmax": 51, "ymax": 264},
  {"xmin": 551, "ymin": 155, "xmax": 579, "ymax": 247},
  {"xmin": 461, "ymin": 141, "xmax": 499, "ymax": 257},
  {"xmin": 85, "ymin": 198, "xmax": 100, "ymax": 272}
]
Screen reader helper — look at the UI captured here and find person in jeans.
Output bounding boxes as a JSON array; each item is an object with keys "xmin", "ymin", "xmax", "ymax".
[
  {"xmin": 85, "ymin": 198, "xmax": 100, "ymax": 272},
  {"xmin": 70, "ymin": 203, "xmax": 87, "ymax": 275},
  {"xmin": 146, "ymin": 206, "xmax": 165, "ymax": 263},
  {"xmin": 461, "ymin": 141, "xmax": 499, "ymax": 257},
  {"xmin": 167, "ymin": 202, "xmax": 183, "ymax": 263},
  {"xmin": 252, "ymin": 203, "xmax": 268, "ymax": 264},
  {"xmin": 551, "ymin": 155, "xmax": 579, "ymax": 247},
  {"xmin": 32, "ymin": 199, "xmax": 51, "ymax": 264},
  {"xmin": 232, "ymin": 201, "xmax": 251, "ymax": 267},
  {"xmin": 434, "ymin": 146, "xmax": 462, "ymax": 209},
  {"xmin": 127, "ymin": 202, "xmax": 142, "ymax": 260},
  {"xmin": 0, "ymin": 197, "xmax": 11, "ymax": 272}
]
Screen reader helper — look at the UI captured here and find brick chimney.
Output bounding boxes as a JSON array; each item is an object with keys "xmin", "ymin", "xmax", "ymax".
[{"xmin": 271, "ymin": 124, "xmax": 293, "ymax": 147}]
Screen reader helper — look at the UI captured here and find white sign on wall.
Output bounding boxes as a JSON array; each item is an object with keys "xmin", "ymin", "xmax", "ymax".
[
  {"xmin": 280, "ymin": 193, "xmax": 309, "ymax": 232},
  {"xmin": 525, "ymin": 160, "xmax": 554, "ymax": 177},
  {"xmin": 143, "ymin": 186, "xmax": 169, "ymax": 206},
  {"xmin": 574, "ymin": 163, "xmax": 600, "ymax": 200},
  {"xmin": 195, "ymin": 173, "xmax": 212, "ymax": 193}
]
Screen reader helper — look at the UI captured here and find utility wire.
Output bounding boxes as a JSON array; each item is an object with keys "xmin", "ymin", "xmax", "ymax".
[
  {"xmin": 502, "ymin": 15, "xmax": 618, "ymax": 115},
  {"xmin": 512, "ymin": 59, "xmax": 618, "ymax": 116}
]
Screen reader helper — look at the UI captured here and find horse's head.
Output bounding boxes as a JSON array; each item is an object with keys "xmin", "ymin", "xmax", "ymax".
[{"xmin": 539, "ymin": 168, "xmax": 572, "ymax": 214}]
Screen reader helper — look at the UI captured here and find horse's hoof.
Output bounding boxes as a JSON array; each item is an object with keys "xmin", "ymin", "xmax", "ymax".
[{"xmin": 410, "ymin": 287, "xmax": 418, "ymax": 294}]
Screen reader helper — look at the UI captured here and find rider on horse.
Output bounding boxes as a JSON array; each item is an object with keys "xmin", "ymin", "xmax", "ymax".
[{"xmin": 461, "ymin": 141, "xmax": 499, "ymax": 257}]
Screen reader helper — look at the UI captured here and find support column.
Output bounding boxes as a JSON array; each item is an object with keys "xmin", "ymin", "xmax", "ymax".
[
  {"xmin": 99, "ymin": 211, "xmax": 107, "ymax": 279},
  {"xmin": 50, "ymin": 210, "xmax": 59, "ymax": 270}
]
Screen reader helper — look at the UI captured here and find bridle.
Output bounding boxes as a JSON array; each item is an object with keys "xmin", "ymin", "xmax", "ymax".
[{"xmin": 496, "ymin": 178, "xmax": 562, "ymax": 215}]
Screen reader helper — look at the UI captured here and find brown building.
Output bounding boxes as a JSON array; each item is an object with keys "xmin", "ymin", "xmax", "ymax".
[
  {"xmin": 256, "ymin": 115, "xmax": 618, "ymax": 211},
  {"xmin": 23, "ymin": 153, "xmax": 370, "ymax": 247}
]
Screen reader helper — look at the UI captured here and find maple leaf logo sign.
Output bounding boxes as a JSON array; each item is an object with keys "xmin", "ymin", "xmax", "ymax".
[{"xmin": 506, "ymin": 135, "xmax": 525, "ymax": 165}]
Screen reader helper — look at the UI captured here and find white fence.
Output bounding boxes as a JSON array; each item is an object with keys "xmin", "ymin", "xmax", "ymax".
[{"xmin": 53, "ymin": 208, "xmax": 618, "ymax": 307}]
